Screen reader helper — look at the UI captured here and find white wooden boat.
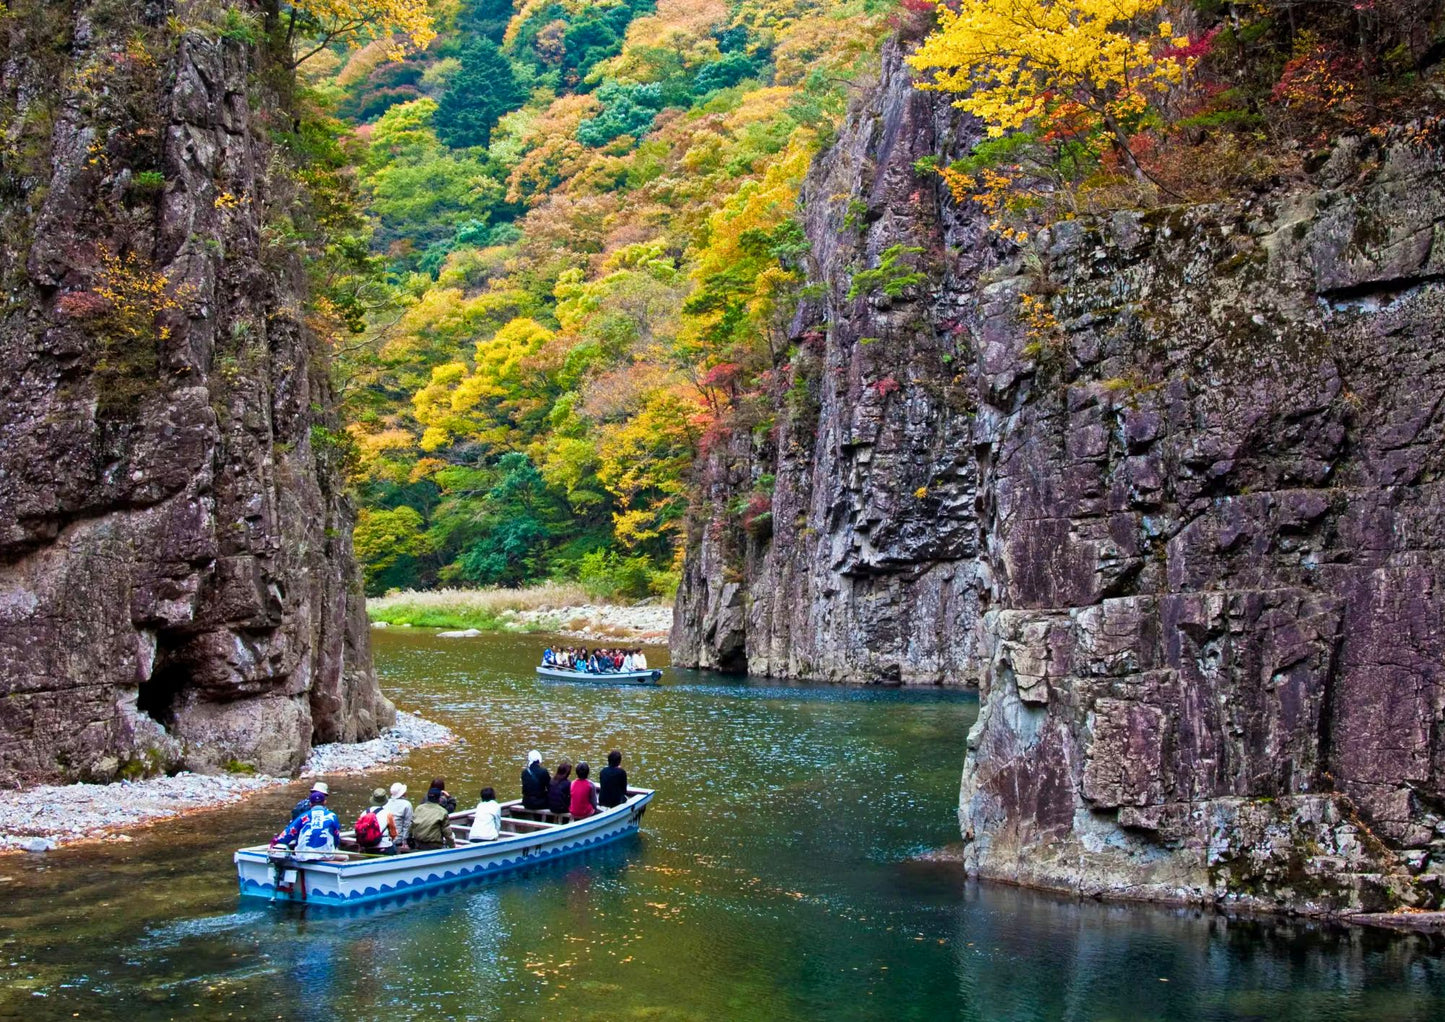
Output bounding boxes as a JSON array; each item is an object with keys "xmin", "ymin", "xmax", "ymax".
[
  {"xmin": 235, "ymin": 788, "xmax": 655, "ymax": 906},
  {"xmin": 536, "ymin": 665, "xmax": 662, "ymax": 685}
]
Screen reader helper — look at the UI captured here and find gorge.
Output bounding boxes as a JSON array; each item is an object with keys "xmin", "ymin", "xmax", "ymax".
[
  {"xmin": 1, "ymin": 0, "xmax": 1443, "ymax": 932},
  {"xmin": 671, "ymin": 42, "xmax": 1445, "ymax": 914}
]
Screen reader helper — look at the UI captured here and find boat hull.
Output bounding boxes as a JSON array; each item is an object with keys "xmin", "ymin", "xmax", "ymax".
[
  {"xmin": 535, "ymin": 666, "xmax": 661, "ymax": 685},
  {"xmin": 236, "ymin": 789, "xmax": 654, "ymax": 906}
]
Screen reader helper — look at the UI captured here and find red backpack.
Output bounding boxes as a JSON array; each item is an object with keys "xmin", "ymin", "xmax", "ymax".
[{"xmin": 354, "ymin": 808, "xmax": 383, "ymax": 847}]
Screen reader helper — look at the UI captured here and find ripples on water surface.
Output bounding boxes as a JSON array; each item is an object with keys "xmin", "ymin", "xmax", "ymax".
[{"xmin": 1, "ymin": 629, "xmax": 1443, "ymax": 1020}]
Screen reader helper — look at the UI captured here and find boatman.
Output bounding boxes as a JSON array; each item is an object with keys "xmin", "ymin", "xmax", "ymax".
[
  {"xmin": 521, "ymin": 750, "xmax": 551, "ymax": 811},
  {"xmin": 274, "ymin": 781, "xmax": 341, "ymax": 860}
]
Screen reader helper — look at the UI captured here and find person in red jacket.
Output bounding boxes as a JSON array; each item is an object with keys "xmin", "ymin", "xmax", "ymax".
[{"xmin": 570, "ymin": 761, "xmax": 599, "ymax": 820}]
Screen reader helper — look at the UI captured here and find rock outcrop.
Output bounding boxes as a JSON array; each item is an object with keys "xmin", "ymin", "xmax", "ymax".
[
  {"xmin": 0, "ymin": 1, "xmax": 392, "ymax": 784},
  {"xmin": 672, "ymin": 41, "xmax": 1445, "ymax": 912}
]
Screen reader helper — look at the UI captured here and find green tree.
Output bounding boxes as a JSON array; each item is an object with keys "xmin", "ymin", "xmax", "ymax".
[
  {"xmin": 455, "ymin": 0, "xmax": 513, "ymax": 45},
  {"xmin": 443, "ymin": 453, "xmax": 568, "ymax": 585},
  {"xmin": 435, "ymin": 40, "xmax": 527, "ymax": 149},
  {"xmin": 354, "ymin": 505, "xmax": 433, "ymax": 595}
]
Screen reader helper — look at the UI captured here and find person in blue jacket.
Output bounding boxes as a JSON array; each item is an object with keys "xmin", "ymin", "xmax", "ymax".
[{"xmin": 274, "ymin": 782, "xmax": 341, "ymax": 860}]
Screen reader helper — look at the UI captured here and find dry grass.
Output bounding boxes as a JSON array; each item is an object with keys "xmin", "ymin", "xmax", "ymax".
[{"xmin": 368, "ymin": 584, "xmax": 591, "ymax": 630}]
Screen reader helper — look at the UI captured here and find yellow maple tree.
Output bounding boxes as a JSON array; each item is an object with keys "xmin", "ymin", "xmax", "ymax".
[
  {"xmin": 289, "ymin": 0, "xmax": 436, "ymax": 65},
  {"xmin": 909, "ymin": 0, "xmax": 1190, "ymax": 160}
]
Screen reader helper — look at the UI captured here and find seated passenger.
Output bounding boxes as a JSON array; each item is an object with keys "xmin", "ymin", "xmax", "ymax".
[
  {"xmin": 549, "ymin": 761, "xmax": 573, "ymax": 815},
  {"xmin": 621, "ymin": 651, "xmax": 634, "ymax": 671},
  {"xmin": 570, "ymin": 762, "xmax": 599, "ymax": 821},
  {"xmin": 355, "ymin": 787, "xmax": 398, "ymax": 854},
  {"xmin": 410, "ymin": 786, "xmax": 455, "ymax": 850},
  {"xmin": 469, "ymin": 787, "xmax": 502, "ymax": 842},
  {"xmin": 384, "ymin": 782, "xmax": 414, "ymax": 851},
  {"xmin": 598, "ymin": 750, "xmax": 628, "ymax": 808},
  {"xmin": 634, "ymin": 649, "xmax": 648, "ymax": 670},
  {"xmin": 521, "ymin": 750, "xmax": 551, "ymax": 811},
  {"xmin": 427, "ymin": 777, "xmax": 458, "ymax": 813},
  {"xmin": 586, "ymin": 651, "xmax": 599, "ymax": 673},
  {"xmin": 274, "ymin": 782, "xmax": 340, "ymax": 860},
  {"xmin": 543, "ymin": 646, "xmax": 555, "ymax": 666}
]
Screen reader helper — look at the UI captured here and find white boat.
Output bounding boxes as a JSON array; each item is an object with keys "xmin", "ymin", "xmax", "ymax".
[
  {"xmin": 535, "ymin": 665, "xmax": 662, "ymax": 685},
  {"xmin": 235, "ymin": 788, "xmax": 655, "ymax": 906}
]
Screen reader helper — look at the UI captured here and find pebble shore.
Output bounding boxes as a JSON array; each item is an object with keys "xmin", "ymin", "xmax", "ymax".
[
  {"xmin": 0, "ymin": 711, "xmax": 455, "ymax": 853},
  {"xmin": 406, "ymin": 602, "xmax": 673, "ymax": 642}
]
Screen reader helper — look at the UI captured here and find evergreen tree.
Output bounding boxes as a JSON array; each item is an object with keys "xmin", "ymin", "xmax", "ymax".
[
  {"xmin": 435, "ymin": 40, "xmax": 526, "ymax": 149},
  {"xmin": 455, "ymin": 0, "xmax": 513, "ymax": 46}
]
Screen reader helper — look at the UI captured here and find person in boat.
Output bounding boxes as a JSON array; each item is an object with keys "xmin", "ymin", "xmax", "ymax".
[
  {"xmin": 428, "ymin": 776, "xmax": 459, "ymax": 813},
  {"xmin": 621, "ymin": 650, "xmax": 634, "ymax": 671},
  {"xmin": 542, "ymin": 646, "xmax": 556, "ymax": 666},
  {"xmin": 410, "ymin": 784, "xmax": 455, "ymax": 850},
  {"xmin": 634, "ymin": 648, "xmax": 648, "ymax": 670},
  {"xmin": 598, "ymin": 750, "xmax": 628, "ymax": 808},
  {"xmin": 584, "ymin": 649, "xmax": 598, "ymax": 673},
  {"xmin": 548, "ymin": 761, "xmax": 572, "ymax": 815},
  {"xmin": 274, "ymin": 781, "xmax": 341, "ymax": 860},
  {"xmin": 570, "ymin": 762, "xmax": 599, "ymax": 820},
  {"xmin": 356, "ymin": 788, "xmax": 398, "ymax": 854},
  {"xmin": 521, "ymin": 749, "xmax": 551, "ymax": 811},
  {"xmin": 469, "ymin": 787, "xmax": 502, "ymax": 842},
  {"xmin": 384, "ymin": 782, "xmax": 414, "ymax": 851},
  {"xmin": 289, "ymin": 790, "xmax": 316, "ymax": 822}
]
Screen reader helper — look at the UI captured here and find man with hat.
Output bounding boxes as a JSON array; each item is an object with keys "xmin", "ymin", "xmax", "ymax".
[
  {"xmin": 383, "ymin": 781, "xmax": 414, "ymax": 852},
  {"xmin": 274, "ymin": 781, "xmax": 341, "ymax": 860}
]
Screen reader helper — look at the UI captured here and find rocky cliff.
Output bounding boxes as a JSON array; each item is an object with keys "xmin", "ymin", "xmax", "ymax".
[
  {"xmin": 672, "ymin": 42, "xmax": 1445, "ymax": 913},
  {"xmin": 0, "ymin": 0, "xmax": 392, "ymax": 784}
]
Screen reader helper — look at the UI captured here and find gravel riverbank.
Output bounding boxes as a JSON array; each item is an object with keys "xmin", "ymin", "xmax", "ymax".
[
  {"xmin": 398, "ymin": 602, "xmax": 674, "ymax": 642},
  {"xmin": 368, "ymin": 586, "xmax": 674, "ymax": 642},
  {"xmin": 513, "ymin": 602, "xmax": 673, "ymax": 642},
  {"xmin": 0, "ymin": 711, "xmax": 455, "ymax": 853}
]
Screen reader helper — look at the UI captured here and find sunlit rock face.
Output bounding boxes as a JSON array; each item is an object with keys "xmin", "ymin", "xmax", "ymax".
[
  {"xmin": 0, "ymin": 2, "xmax": 391, "ymax": 783},
  {"xmin": 672, "ymin": 41, "xmax": 1445, "ymax": 913}
]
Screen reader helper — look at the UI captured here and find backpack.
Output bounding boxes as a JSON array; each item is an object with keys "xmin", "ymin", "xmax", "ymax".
[
  {"xmin": 354, "ymin": 808, "xmax": 383, "ymax": 847},
  {"xmin": 291, "ymin": 797, "xmax": 312, "ymax": 821}
]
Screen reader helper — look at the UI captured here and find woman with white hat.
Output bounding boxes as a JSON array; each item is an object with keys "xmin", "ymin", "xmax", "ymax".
[{"xmin": 383, "ymin": 781, "xmax": 414, "ymax": 851}]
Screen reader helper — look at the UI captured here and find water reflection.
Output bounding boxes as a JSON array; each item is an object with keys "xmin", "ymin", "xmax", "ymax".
[{"xmin": 0, "ymin": 629, "xmax": 1441, "ymax": 1020}]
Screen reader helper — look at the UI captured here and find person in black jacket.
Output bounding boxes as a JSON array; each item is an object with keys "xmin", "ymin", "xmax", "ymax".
[
  {"xmin": 548, "ymin": 761, "xmax": 572, "ymax": 815},
  {"xmin": 597, "ymin": 750, "xmax": 628, "ymax": 808},
  {"xmin": 521, "ymin": 750, "xmax": 551, "ymax": 811}
]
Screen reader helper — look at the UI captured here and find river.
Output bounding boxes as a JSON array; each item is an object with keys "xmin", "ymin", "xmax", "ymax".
[{"xmin": 1, "ymin": 630, "xmax": 1443, "ymax": 1020}]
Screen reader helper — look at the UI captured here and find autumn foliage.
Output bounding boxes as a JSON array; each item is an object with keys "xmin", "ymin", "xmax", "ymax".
[{"xmin": 331, "ymin": 0, "xmax": 901, "ymax": 593}]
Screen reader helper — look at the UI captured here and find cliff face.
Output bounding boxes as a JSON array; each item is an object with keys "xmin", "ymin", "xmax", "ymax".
[
  {"xmin": 673, "ymin": 41, "xmax": 991, "ymax": 685},
  {"xmin": 0, "ymin": 1, "xmax": 392, "ymax": 784},
  {"xmin": 672, "ymin": 43, "xmax": 1445, "ymax": 912}
]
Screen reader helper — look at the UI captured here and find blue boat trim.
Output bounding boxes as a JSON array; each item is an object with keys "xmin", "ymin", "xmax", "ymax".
[
  {"xmin": 535, "ymin": 666, "xmax": 662, "ymax": 686},
  {"xmin": 237, "ymin": 789, "xmax": 654, "ymax": 907},
  {"xmin": 237, "ymin": 825, "xmax": 640, "ymax": 905}
]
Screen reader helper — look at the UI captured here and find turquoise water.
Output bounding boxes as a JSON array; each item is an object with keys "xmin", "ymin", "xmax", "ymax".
[{"xmin": 1, "ymin": 629, "xmax": 1443, "ymax": 1020}]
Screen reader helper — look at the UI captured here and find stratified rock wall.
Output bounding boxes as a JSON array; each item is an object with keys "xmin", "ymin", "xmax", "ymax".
[
  {"xmin": 0, "ymin": 0, "xmax": 392, "ymax": 783},
  {"xmin": 672, "ymin": 41, "xmax": 1445, "ymax": 912},
  {"xmin": 673, "ymin": 40, "xmax": 991, "ymax": 685}
]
